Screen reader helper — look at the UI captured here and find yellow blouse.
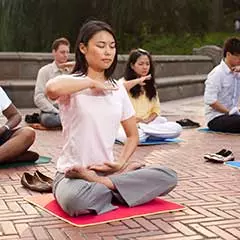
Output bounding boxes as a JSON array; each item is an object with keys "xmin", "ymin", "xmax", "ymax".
[{"xmin": 128, "ymin": 91, "xmax": 160, "ymax": 119}]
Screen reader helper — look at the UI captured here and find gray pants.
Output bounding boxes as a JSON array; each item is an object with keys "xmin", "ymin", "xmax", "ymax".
[
  {"xmin": 40, "ymin": 112, "xmax": 61, "ymax": 128},
  {"xmin": 53, "ymin": 165, "xmax": 177, "ymax": 216}
]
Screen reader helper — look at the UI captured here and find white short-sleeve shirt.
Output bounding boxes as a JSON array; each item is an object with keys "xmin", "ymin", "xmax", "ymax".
[
  {"xmin": 56, "ymin": 76, "xmax": 135, "ymax": 172},
  {"xmin": 0, "ymin": 87, "xmax": 12, "ymax": 114}
]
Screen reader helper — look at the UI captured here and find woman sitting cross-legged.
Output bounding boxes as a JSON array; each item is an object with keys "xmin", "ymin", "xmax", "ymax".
[
  {"xmin": 0, "ymin": 87, "xmax": 39, "ymax": 164},
  {"xmin": 46, "ymin": 20, "xmax": 178, "ymax": 216},
  {"xmin": 117, "ymin": 48, "xmax": 182, "ymax": 143}
]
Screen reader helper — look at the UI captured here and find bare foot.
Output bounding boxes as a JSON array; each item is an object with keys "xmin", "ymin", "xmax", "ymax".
[
  {"xmin": 65, "ymin": 166, "xmax": 98, "ymax": 181},
  {"xmin": 119, "ymin": 161, "xmax": 145, "ymax": 174},
  {"xmin": 65, "ymin": 166, "xmax": 115, "ymax": 190}
]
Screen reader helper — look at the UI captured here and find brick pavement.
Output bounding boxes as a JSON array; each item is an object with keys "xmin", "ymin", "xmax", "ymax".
[{"xmin": 0, "ymin": 96, "xmax": 240, "ymax": 240}]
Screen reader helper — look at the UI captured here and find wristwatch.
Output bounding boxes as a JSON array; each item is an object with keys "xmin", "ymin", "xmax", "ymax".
[{"xmin": 3, "ymin": 124, "xmax": 10, "ymax": 130}]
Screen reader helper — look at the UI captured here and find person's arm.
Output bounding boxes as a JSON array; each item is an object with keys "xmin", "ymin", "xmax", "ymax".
[
  {"xmin": 204, "ymin": 72, "xmax": 230, "ymax": 114},
  {"xmin": 34, "ymin": 67, "xmax": 59, "ymax": 113},
  {"xmin": 117, "ymin": 116, "xmax": 139, "ymax": 164},
  {"xmin": 0, "ymin": 104, "xmax": 21, "ymax": 136},
  {"xmin": 123, "ymin": 75, "xmax": 151, "ymax": 91},
  {"xmin": 46, "ymin": 75, "xmax": 118, "ymax": 100},
  {"xmin": 210, "ymin": 101, "xmax": 229, "ymax": 114},
  {"xmin": 142, "ymin": 92, "xmax": 160, "ymax": 123}
]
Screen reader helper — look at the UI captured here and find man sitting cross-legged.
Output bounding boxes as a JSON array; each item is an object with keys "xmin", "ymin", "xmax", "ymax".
[
  {"xmin": 0, "ymin": 87, "xmax": 39, "ymax": 163},
  {"xmin": 34, "ymin": 37, "xmax": 73, "ymax": 128},
  {"xmin": 204, "ymin": 37, "xmax": 240, "ymax": 133}
]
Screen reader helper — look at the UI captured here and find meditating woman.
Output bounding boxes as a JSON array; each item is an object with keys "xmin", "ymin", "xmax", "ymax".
[
  {"xmin": 117, "ymin": 48, "xmax": 182, "ymax": 143},
  {"xmin": 46, "ymin": 20, "xmax": 177, "ymax": 216}
]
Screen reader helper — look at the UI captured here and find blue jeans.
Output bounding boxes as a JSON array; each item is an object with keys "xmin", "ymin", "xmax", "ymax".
[{"xmin": 40, "ymin": 112, "xmax": 61, "ymax": 128}]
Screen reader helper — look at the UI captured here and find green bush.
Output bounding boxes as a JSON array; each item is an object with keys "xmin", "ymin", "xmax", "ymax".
[{"xmin": 140, "ymin": 32, "xmax": 240, "ymax": 55}]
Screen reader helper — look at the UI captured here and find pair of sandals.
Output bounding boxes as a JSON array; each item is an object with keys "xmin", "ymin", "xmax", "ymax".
[
  {"xmin": 204, "ymin": 149, "xmax": 234, "ymax": 163},
  {"xmin": 21, "ymin": 170, "xmax": 53, "ymax": 192}
]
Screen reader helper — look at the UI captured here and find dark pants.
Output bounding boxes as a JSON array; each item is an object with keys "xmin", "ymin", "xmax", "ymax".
[{"xmin": 208, "ymin": 114, "xmax": 240, "ymax": 133}]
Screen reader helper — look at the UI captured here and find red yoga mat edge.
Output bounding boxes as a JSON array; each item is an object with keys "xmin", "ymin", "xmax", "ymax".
[{"xmin": 24, "ymin": 194, "xmax": 186, "ymax": 228}]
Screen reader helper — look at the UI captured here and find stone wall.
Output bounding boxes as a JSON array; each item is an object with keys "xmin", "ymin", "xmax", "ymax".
[
  {"xmin": 192, "ymin": 45, "xmax": 223, "ymax": 66},
  {"xmin": 0, "ymin": 52, "xmax": 215, "ymax": 107}
]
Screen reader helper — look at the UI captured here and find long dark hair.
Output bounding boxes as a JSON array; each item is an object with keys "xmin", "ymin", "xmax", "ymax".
[
  {"xmin": 72, "ymin": 20, "xmax": 118, "ymax": 81},
  {"xmin": 124, "ymin": 49, "xmax": 156, "ymax": 100}
]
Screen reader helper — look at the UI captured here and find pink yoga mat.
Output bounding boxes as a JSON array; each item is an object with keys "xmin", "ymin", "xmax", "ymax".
[{"xmin": 25, "ymin": 194, "xmax": 185, "ymax": 227}]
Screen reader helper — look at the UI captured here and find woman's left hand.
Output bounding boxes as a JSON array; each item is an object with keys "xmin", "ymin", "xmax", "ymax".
[{"xmin": 88, "ymin": 161, "xmax": 125, "ymax": 174}]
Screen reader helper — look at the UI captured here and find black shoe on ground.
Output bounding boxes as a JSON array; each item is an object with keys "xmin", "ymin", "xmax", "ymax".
[
  {"xmin": 25, "ymin": 113, "xmax": 40, "ymax": 124},
  {"xmin": 176, "ymin": 118, "xmax": 200, "ymax": 128}
]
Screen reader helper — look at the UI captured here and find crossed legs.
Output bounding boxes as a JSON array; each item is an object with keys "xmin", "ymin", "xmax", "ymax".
[
  {"xmin": 0, "ymin": 126, "xmax": 39, "ymax": 163},
  {"xmin": 53, "ymin": 164, "xmax": 177, "ymax": 216}
]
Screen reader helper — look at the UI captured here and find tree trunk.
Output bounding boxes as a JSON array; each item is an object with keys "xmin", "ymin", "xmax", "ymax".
[{"xmin": 209, "ymin": 0, "xmax": 224, "ymax": 31}]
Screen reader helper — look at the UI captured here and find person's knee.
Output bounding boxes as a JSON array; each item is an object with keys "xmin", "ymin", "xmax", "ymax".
[
  {"xmin": 166, "ymin": 168, "xmax": 178, "ymax": 188},
  {"xmin": 57, "ymin": 183, "xmax": 112, "ymax": 216},
  {"xmin": 60, "ymin": 191, "xmax": 91, "ymax": 216},
  {"xmin": 169, "ymin": 122, "xmax": 182, "ymax": 138},
  {"xmin": 20, "ymin": 127, "xmax": 36, "ymax": 145},
  {"xmin": 40, "ymin": 113, "xmax": 61, "ymax": 128},
  {"xmin": 153, "ymin": 165, "xmax": 178, "ymax": 188},
  {"xmin": 173, "ymin": 123, "xmax": 182, "ymax": 135}
]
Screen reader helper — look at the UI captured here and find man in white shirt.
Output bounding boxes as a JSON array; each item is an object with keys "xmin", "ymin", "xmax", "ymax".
[
  {"xmin": 0, "ymin": 87, "xmax": 39, "ymax": 163},
  {"xmin": 34, "ymin": 37, "xmax": 73, "ymax": 128},
  {"xmin": 204, "ymin": 37, "xmax": 240, "ymax": 133}
]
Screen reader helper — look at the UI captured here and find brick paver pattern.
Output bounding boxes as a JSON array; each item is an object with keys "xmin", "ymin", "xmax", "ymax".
[{"xmin": 0, "ymin": 96, "xmax": 240, "ymax": 240}]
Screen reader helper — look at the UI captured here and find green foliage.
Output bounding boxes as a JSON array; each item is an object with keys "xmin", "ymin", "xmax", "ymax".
[
  {"xmin": 142, "ymin": 32, "xmax": 240, "ymax": 55},
  {"xmin": 0, "ymin": 0, "xmax": 239, "ymax": 54}
]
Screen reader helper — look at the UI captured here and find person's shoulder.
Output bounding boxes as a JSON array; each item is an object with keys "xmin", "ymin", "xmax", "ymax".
[
  {"xmin": 114, "ymin": 80, "xmax": 129, "ymax": 98},
  {"xmin": 0, "ymin": 86, "xmax": 7, "ymax": 95},
  {"xmin": 117, "ymin": 77, "xmax": 125, "ymax": 83},
  {"xmin": 0, "ymin": 86, "xmax": 11, "ymax": 102},
  {"xmin": 0, "ymin": 86, "xmax": 5, "ymax": 96},
  {"xmin": 38, "ymin": 62, "xmax": 53, "ymax": 73},
  {"xmin": 116, "ymin": 78, "xmax": 127, "ymax": 88},
  {"xmin": 207, "ymin": 63, "xmax": 224, "ymax": 79},
  {"xmin": 114, "ymin": 79, "xmax": 124, "ymax": 88}
]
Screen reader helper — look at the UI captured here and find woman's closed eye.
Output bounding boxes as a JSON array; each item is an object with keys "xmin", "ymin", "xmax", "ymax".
[
  {"xmin": 96, "ymin": 43, "xmax": 105, "ymax": 48},
  {"xmin": 109, "ymin": 43, "xmax": 116, "ymax": 49},
  {"xmin": 96, "ymin": 42, "xmax": 116, "ymax": 49}
]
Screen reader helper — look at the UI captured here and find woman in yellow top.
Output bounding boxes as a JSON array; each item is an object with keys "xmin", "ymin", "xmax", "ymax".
[{"xmin": 117, "ymin": 48, "xmax": 182, "ymax": 142}]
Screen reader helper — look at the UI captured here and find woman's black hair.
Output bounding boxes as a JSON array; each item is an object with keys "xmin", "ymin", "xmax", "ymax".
[
  {"xmin": 72, "ymin": 20, "xmax": 118, "ymax": 82},
  {"xmin": 124, "ymin": 49, "xmax": 156, "ymax": 100}
]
